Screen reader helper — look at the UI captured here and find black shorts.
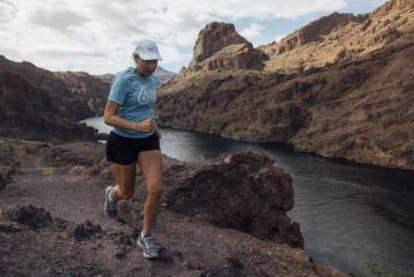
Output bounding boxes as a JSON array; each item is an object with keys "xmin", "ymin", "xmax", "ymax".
[{"xmin": 106, "ymin": 132, "xmax": 160, "ymax": 165}]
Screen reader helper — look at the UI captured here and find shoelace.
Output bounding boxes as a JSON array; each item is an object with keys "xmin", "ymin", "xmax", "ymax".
[
  {"xmin": 108, "ymin": 192, "xmax": 117, "ymax": 209},
  {"xmin": 108, "ymin": 199, "xmax": 117, "ymax": 209},
  {"xmin": 143, "ymin": 235, "xmax": 158, "ymax": 250}
]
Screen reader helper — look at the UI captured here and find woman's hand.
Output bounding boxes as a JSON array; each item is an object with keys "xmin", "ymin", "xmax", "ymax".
[{"xmin": 135, "ymin": 118, "xmax": 156, "ymax": 132}]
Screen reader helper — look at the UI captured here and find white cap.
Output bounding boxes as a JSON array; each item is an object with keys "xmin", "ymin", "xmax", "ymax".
[{"xmin": 133, "ymin": 39, "xmax": 163, "ymax": 61}]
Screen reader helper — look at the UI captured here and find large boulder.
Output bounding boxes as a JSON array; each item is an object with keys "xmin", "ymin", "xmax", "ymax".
[{"xmin": 162, "ymin": 152, "xmax": 304, "ymax": 248}]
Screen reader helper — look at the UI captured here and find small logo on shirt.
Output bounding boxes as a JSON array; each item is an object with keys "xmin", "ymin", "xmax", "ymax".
[{"xmin": 136, "ymin": 84, "xmax": 156, "ymax": 105}]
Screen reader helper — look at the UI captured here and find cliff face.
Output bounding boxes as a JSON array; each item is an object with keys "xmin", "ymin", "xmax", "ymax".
[
  {"xmin": 0, "ymin": 56, "xmax": 108, "ymax": 141},
  {"xmin": 158, "ymin": 0, "xmax": 414, "ymax": 170}
]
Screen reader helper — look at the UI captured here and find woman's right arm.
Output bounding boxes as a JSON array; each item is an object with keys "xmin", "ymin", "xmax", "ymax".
[{"xmin": 103, "ymin": 100, "xmax": 156, "ymax": 133}]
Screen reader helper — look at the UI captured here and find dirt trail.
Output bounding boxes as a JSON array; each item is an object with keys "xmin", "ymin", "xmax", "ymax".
[{"xmin": 1, "ymin": 142, "xmax": 118, "ymax": 229}]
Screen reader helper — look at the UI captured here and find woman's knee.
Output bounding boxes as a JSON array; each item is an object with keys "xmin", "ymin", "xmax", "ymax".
[{"xmin": 147, "ymin": 183, "xmax": 163, "ymax": 199}]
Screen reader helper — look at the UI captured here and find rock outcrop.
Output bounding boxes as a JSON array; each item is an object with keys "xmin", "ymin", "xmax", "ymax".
[
  {"xmin": 179, "ymin": 22, "xmax": 268, "ymax": 76},
  {"xmin": 162, "ymin": 152, "xmax": 303, "ymax": 248}
]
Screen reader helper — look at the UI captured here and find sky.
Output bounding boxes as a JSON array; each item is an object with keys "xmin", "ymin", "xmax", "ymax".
[{"xmin": 0, "ymin": 0, "xmax": 388, "ymax": 75}]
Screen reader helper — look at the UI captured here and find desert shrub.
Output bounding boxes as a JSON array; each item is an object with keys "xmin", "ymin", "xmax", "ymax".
[{"xmin": 0, "ymin": 141, "xmax": 20, "ymax": 189}]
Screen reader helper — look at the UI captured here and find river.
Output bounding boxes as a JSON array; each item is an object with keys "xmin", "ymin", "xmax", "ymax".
[{"xmin": 81, "ymin": 117, "xmax": 414, "ymax": 276}]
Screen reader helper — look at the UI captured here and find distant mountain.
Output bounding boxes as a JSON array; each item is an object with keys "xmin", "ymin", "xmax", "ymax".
[
  {"xmin": 93, "ymin": 73, "xmax": 114, "ymax": 84},
  {"xmin": 154, "ymin": 66, "xmax": 176, "ymax": 84},
  {"xmin": 158, "ymin": 0, "xmax": 414, "ymax": 171},
  {"xmin": 95, "ymin": 66, "xmax": 176, "ymax": 85}
]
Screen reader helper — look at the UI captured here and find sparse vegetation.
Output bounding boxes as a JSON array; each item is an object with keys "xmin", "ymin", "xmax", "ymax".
[
  {"xmin": 0, "ymin": 141, "xmax": 20, "ymax": 189},
  {"xmin": 41, "ymin": 166, "xmax": 57, "ymax": 175},
  {"xmin": 350, "ymin": 261, "xmax": 414, "ymax": 277},
  {"xmin": 69, "ymin": 165, "xmax": 87, "ymax": 175},
  {"xmin": 196, "ymin": 153, "xmax": 206, "ymax": 168}
]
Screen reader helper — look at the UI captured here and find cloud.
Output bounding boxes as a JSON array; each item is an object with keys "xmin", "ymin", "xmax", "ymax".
[
  {"xmin": 0, "ymin": 43, "xmax": 19, "ymax": 58},
  {"xmin": 143, "ymin": 0, "xmax": 346, "ymax": 20},
  {"xmin": 240, "ymin": 23, "xmax": 265, "ymax": 43},
  {"xmin": 0, "ymin": 0, "xmax": 351, "ymax": 74},
  {"xmin": 33, "ymin": 48, "xmax": 107, "ymax": 58},
  {"xmin": 275, "ymin": 34, "xmax": 287, "ymax": 42},
  {"xmin": 29, "ymin": 9, "xmax": 89, "ymax": 33},
  {"xmin": 0, "ymin": 0, "xmax": 18, "ymax": 23}
]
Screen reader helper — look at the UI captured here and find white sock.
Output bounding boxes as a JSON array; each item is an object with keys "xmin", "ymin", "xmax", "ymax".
[{"xmin": 109, "ymin": 188, "xmax": 116, "ymax": 202}]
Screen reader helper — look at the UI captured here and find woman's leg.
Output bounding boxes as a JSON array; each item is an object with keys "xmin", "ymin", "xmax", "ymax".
[
  {"xmin": 111, "ymin": 162, "xmax": 136, "ymax": 200},
  {"xmin": 137, "ymin": 150, "xmax": 163, "ymax": 234},
  {"xmin": 104, "ymin": 162, "xmax": 136, "ymax": 219}
]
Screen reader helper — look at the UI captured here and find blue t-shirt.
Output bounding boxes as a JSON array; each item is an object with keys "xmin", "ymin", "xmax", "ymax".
[{"xmin": 108, "ymin": 67, "xmax": 158, "ymax": 138}]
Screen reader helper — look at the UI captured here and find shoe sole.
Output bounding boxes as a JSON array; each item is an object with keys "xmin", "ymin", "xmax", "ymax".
[
  {"xmin": 137, "ymin": 239, "xmax": 159, "ymax": 259},
  {"xmin": 104, "ymin": 187, "xmax": 116, "ymax": 219}
]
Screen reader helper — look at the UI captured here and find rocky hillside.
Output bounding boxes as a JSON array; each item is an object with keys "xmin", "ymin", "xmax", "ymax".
[
  {"xmin": 158, "ymin": 0, "xmax": 414, "ymax": 171},
  {"xmin": 0, "ymin": 56, "xmax": 109, "ymax": 141}
]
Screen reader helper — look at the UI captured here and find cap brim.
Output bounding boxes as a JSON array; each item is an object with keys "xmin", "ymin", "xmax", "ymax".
[{"xmin": 134, "ymin": 51, "xmax": 163, "ymax": 61}]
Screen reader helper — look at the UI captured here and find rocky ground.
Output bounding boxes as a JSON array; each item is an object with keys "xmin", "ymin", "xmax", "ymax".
[{"xmin": 0, "ymin": 139, "xmax": 347, "ymax": 276}]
